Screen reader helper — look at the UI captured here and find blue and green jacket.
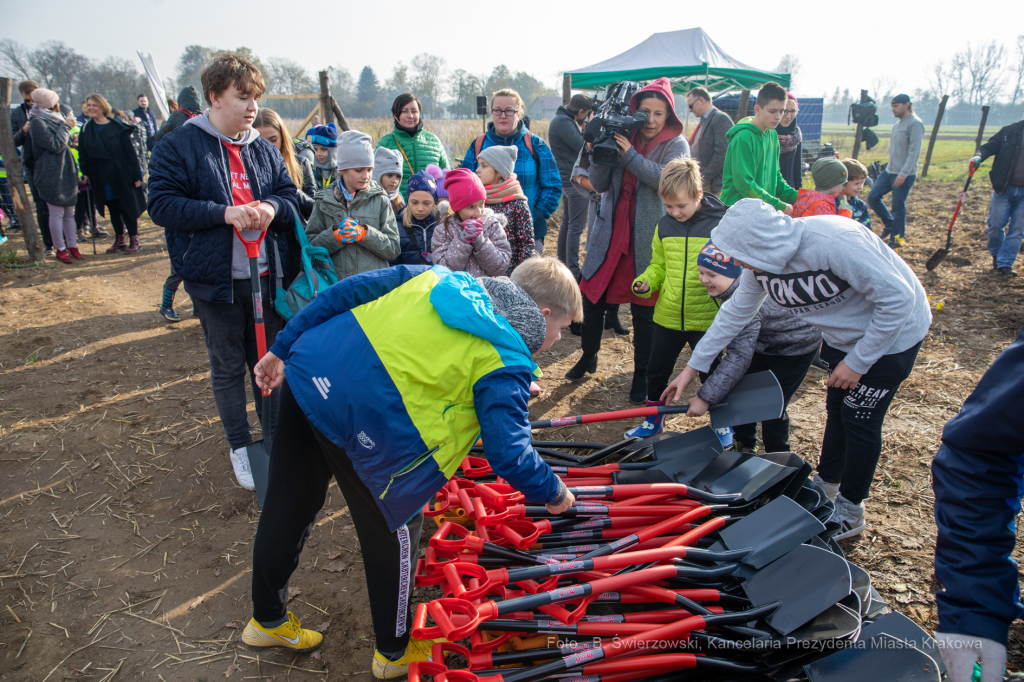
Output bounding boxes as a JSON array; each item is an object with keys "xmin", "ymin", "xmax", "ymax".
[{"xmin": 269, "ymin": 264, "xmax": 561, "ymax": 531}]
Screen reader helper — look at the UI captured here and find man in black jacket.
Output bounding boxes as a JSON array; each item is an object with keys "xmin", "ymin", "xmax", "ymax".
[
  {"xmin": 972, "ymin": 119, "xmax": 1024, "ymax": 276},
  {"xmin": 10, "ymin": 80, "xmax": 53, "ymax": 251},
  {"xmin": 132, "ymin": 94, "xmax": 159, "ymax": 152},
  {"xmin": 548, "ymin": 94, "xmax": 592, "ymax": 280}
]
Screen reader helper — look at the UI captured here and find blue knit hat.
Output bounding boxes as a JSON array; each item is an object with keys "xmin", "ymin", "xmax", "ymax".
[
  {"xmin": 697, "ymin": 240, "xmax": 743, "ymax": 278},
  {"xmin": 308, "ymin": 123, "xmax": 338, "ymax": 148},
  {"xmin": 406, "ymin": 170, "xmax": 438, "ymax": 202}
]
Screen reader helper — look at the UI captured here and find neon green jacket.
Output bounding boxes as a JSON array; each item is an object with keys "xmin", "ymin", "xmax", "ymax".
[{"xmin": 633, "ymin": 195, "xmax": 727, "ymax": 331}]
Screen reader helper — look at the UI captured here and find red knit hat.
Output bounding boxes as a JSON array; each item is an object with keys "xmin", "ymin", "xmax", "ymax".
[{"xmin": 444, "ymin": 168, "xmax": 486, "ymax": 213}]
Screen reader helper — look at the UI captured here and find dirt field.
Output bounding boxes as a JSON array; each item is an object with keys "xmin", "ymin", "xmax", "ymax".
[{"xmin": 0, "ymin": 178, "xmax": 1021, "ymax": 680}]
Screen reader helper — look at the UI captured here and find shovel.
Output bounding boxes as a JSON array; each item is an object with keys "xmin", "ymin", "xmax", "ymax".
[
  {"xmin": 530, "ymin": 371, "xmax": 784, "ymax": 430},
  {"xmin": 804, "ymin": 632, "xmax": 941, "ymax": 681},
  {"xmin": 235, "ymin": 226, "xmax": 272, "ymax": 506},
  {"xmin": 926, "ymin": 163, "xmax": 976, "ymax": 271}
]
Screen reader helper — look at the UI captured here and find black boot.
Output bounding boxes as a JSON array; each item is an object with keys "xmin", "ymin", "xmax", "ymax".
[
  {"xmin": 565, "ymin": 353, "xmax": 598, "ymax": 381},
  {"xmin": 628, "ymin": 373, "xmax": 647, "ymax": 404},
  {"xmin": 605, "ymin": 309, "xmax": 629, "ymax": 335}
]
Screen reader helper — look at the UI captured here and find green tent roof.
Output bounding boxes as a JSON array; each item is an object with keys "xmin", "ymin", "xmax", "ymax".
[{"xmin": 566, "ymin": 28, "xmax": 790, "ymax": 93}]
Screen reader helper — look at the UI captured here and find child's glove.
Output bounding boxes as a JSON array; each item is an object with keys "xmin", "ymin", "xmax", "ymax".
[
  {"xmin": 969, "ymin": 155, "xmax": 982, "ymax": 171},
  {"xmin": 837, "ymin": 197, "xmax": 853, "ymax": 218},
  {"xmin": 460, "ymin": 218, "xmax": 484, "ymax": 244},
  {"xmin": 334, "ymin": 216, "xmax": 367, "ymax": 243}
]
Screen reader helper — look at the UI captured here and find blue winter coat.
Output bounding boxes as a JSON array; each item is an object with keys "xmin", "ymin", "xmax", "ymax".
[
  {"xmin": 461, "ymin": 122, "xmax": 561, "ymax": 241},
  {"xmin": 389, "ymin": 212, "xmax": 437, "ymax": 266},
  {"xmin": 147, "ymin": 125, "xmax": 297, "ymax": 304},
  {"xmin": 932, "ymin": 325, "xmax": 1024, "ymax": 646}
]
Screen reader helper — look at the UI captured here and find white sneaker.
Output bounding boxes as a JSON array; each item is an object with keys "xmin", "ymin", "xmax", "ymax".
[
  {"xmin": 230, "ymin": 446, "xmax": 256, "ymax": 491},
  {"xmin": 812, "ymin": 472, "xmax": 840, "ymax": 501},
  {"xmin": 832, "ymin": 494, "xmax": 866, "ymax": 540}
]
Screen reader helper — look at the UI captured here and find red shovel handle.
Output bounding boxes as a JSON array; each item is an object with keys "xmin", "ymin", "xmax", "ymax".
[{"xmin": 233, "ymin": 225, "xmax": 268, "ymax": 258}]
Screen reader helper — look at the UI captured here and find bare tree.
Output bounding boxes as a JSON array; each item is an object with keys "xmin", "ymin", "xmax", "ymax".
[
  {"xmin": 28, "ymin": 41, "xmax": 91, "ymax": 107},
  {"xmin": 1011, "ymin": 35, "xmax": 1024, "ymax": 106},
  {"xmin": 965, "ymin": 41, "xmax": 1006, "ymax": 104},
  {"xmin": 870, "ymin": 76, "xmax": 898, "ymax": 105},
  {"xmin": 411, "ymin": 53, "xmax": 447, "ymax": 117},
  {"xmin": 265, "ymin": 57, "xmax": 316, "ymax": 96},
  {"xmin": 774, "ymin": 54, "xmax": 802, "ymax": 90},
  {"xmin": 0, "ymin": 39, "xmax": 34, "ymax": 81},
  {"xmin": 926, "ymin": 61, "xmax": 950, "ymax": 100}
]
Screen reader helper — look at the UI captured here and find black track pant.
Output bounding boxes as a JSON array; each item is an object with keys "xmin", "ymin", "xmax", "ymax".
[
  {"xmin": 251, "ymin": 380, "xmax": 424, "ymax": 654},
  {"xmin": 732, "ymin": 350, "xmax": 817, "ymax": 453},
  {"xmin": 581, "ymin": 292, "xmax": 655, "ymax": 384},
  {"xmin": 816, "ymin": 340, "xmax": 922, "ymax": 505}
]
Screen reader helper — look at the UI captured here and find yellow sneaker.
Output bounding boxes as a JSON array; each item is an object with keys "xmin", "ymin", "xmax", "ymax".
[
  {"xmin": 372, "ymin": 637, "xmax": 434, "ymax": 680},
  {"xmin": 241, "ymin": 612, "xmax": 323, "ymax": 653}
]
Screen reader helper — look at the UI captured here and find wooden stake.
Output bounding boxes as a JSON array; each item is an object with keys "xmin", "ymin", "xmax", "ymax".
[
  {"xmin": 0, "ymin": 78, "xmax": 45, "ymax": 262},
  {"xmin": 330, "ymin": 97, "xmax": 350, "ymax": 132},
  {"xmin": 562, "ymin": 74, "xmax": 572, "ymax": 106},
  {"xmin": 922, "ymin": 94, "xmax": 948, "ymax": 178},
  {"xmin": 974, "ymin": 105, "xmax": 990, "ymax": 154},
  {"xmin": 319, "ymin": 71, "xmax": 334, "ymax": 127},
  {"xmin": 735, "ymin": 89, "xmax": 751, "ymax": 124}
]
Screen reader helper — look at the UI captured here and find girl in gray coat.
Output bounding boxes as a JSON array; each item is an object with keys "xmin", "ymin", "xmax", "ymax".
[{"xmin": 28, "ymin": 88, "xmax": 80, "ymax": 263}]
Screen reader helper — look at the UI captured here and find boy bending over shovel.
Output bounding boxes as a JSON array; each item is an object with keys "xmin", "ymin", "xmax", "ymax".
[
  {"xmin": 663, "ymin": 198, "xmax": 931, "ymax": 540},
  {"xmin": 243, "ymin": 259, "xmax": 580, "ymax": 679}
]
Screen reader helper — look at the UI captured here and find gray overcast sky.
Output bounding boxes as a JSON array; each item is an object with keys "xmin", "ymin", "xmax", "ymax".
[{"xmin": 3, "ymin": 0, "xmax": 1022, "ymax": 101}]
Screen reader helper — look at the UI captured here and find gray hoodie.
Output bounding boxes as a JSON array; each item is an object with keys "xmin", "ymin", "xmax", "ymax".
[
  {"xmin": 688, "ymin": 199, "xmax": 931, "ymax": 376},
  {"xmin": 185, "ymin": 112, "xmax": 272, "ymax": 280}
]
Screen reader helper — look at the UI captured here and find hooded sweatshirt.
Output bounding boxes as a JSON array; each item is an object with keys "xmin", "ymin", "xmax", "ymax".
[
  {"xmin": 719, "ymin": 118, "xmax": 798, "ymax": 211},
  {"xmin": 688, "ymin": 199, "xmax": 931, "ymax": 376},
  {"xmin": 154, "ymin": 86, "xmax": 201, "ymax": 144},
  {"xmin": 580, "ymin": 77, "xmax": 689, "ymax": 305},
  {"xmin": 184, "ymin": 112, "xmax": 268, "ymax": 279}
]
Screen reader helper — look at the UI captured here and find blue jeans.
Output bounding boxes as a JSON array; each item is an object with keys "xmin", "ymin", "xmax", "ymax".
[
  {"xmin": 987, "ymin": 185, "xmax": 1024, "ymax": 270},
  {"xmin": 192, "ymin": 278, "xmax": 283, "ymax": 450},
  {"xmin": 867, "ymin": 172, "xmax": 916, "ymax": 244}
]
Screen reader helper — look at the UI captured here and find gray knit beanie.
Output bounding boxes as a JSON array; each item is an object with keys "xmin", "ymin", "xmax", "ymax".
[
  {"xmin": 336, "ymin": 130, "xmax": 375, "ymax": 171},
  {"xmin": 373, "ymin": 147, "xmax": 403, "ymax": 184},
  {"xmin": 477, "ymin": 145, "xmax": 518, "ymax": 182},
  {"xmin": 479, "ymin": 276, "xmax": 545, "ymax": 354}
]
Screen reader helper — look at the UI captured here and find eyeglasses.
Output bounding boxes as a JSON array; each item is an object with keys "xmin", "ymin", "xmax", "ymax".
[
  {"xmin": 783, "ymin": 109, "xmax": 799, "ymax": 114},
  {"xmin": 491, "ymin": 109, "xmax": 518, "ymax": 118}
]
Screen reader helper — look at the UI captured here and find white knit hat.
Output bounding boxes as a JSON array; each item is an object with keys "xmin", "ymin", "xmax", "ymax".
[
  {"xmin": 336, "ymin": 130, "xmax": 375, "ymax": 171},
  {"xmin": 373, "ymin": 147, "xmax": 403, "ymax": 184}
]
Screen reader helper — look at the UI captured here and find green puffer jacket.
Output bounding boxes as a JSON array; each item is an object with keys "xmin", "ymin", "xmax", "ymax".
[
  {"xmin": 376, "ymin": 125, "xmax": 450, "ymax": 196},
  {"xmin": 306, "ymin": 180, "xmax": 401, "ymax": 281},
  {"xmin": 633, "ymin": 195, "xmax": 728, "ymax": 331}
]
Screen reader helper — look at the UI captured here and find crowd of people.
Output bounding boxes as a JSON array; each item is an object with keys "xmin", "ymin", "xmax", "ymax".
[{"xmin": 2, "ymin": 51, "xmax": 1023, "ymax": 680}]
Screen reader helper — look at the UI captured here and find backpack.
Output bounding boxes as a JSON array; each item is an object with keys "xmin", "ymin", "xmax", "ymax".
[
  {"xmin": 474, "ymin": 131, "xmax": 541, "ymax": 175},
  {"xmin": 848, "ymin": 100, "xmax": 879, "ymax": 128},
  {"xmin": 272, "ymin": 214, "xmax": 339, "ymax": 321}
]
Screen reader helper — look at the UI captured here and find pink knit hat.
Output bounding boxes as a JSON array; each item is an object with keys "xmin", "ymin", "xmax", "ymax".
[
  {"xmin": 31, "ymin": 88, "xmax": 59, "ymax": 110},
  {"xmin": 443, "ymin": 168, "xmax": 486, "ymax": 213}
]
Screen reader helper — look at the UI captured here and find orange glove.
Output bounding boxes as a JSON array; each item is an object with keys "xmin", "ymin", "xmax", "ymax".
[{"xmin": 334, "ymin": 217, "xmax": 367, "ymax": 243}]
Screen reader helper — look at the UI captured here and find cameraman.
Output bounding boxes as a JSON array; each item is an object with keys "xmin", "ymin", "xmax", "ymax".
[
  {"xmin": 549, "ymin": 94, "xmax": 593, "ymax": 279},
  {"xmin": 567, "ymin": 77, "xmax": 690, "ymax": 404}
]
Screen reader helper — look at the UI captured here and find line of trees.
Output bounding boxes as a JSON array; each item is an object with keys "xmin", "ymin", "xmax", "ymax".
[{"xmin": 0, "ymin": 39, "xmax": 559, "ymax": 122}]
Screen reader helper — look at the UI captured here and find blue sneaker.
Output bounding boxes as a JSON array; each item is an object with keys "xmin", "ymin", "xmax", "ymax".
[
  {"xmin": 624, "ymin": 400, "xmax": 665, "ymax": 439},
  {"xmin": 716, "ymin": 427, "xmax": 734, "ymax": 448},
  {"xmin": 0, "ymin": 235, "xmax": 8, "ymax": 245},
  {"xmin": 159, "ymin": 306, "xmax": 181, "ymax": 322}
]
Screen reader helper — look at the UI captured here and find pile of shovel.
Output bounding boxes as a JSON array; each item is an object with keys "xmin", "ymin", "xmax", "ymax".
[{"xmin": 408, "ymin": 372, "xmax": 945, "ymax": 681}]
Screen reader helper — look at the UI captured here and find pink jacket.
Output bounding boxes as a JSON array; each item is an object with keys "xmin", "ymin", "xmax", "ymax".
[{"xmin": 431, "ymin": 204, "xmax": 511, "ymax": 277}]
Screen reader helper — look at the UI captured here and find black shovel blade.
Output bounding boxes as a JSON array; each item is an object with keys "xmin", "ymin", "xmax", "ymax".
[
  {"xmin": 775, "ymin": 601, "xmax": 862, "ymax": 645},
  {"xmin": 743, "ymin": 544, "xmax": 852, "ymax": 635},
  {"xmin": 706, "ymin": 456, "xmax": 795, "ymax": 502},
  {"xmin": 716, "ymin": 496, "xmax": 826, "ymax": 569},
  {"xmin": 925, "ymin": 247, "xmax": 948, "ymax": 271},
  {"xmin": 759, "ymin": 451, "xmax": 813, "ymax": 500},
  {"xmin": 247, "ymin": 439, "xmax": 270, "ymax": 507},
  {"xmin": 859, "ymin": 612, "xmax": 946, "ymax": 675},
  {"xmin": 612, "ymin": 426, "xmax": 723, "ymax": 484},
  {"xmin": 709, "ymin": 370, "xmax": 785, "ymax": 430},
  {"xmin": 804, "ymin": 633, "xmax": 941, "ymax": 681}
]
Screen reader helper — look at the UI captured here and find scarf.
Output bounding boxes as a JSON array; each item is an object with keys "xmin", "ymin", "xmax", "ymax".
[
  {"xmin": 394, "ymin": 119, "xmax": 423, "ymax": 138},
  {"xmin": 776, "ymin": 121, "xmax": 802, "ymax": 155},
  {"xmin": 28, "ymin": 105, "xmax": 67, "ymax": 126},
  {"xmin": 484, "ymin": 174, "xmax": 527, "ymax": 204}
]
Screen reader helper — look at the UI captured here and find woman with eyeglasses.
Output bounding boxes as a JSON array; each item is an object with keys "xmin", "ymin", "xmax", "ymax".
[
  {"xmin": 377, "ymin": 94, "xmax": 450, "ymax": 197},
  {"xmin": 777, "ymin": 93, "xmax": 803, "ymax": 190},
  {"xmin": 461, "ymin": 88, "xmax": 561, "ymax": 254}
]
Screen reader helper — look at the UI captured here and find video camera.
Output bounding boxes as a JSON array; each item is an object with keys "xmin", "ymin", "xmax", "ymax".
[{"xmin": 584, "ymin": 81, "xmax": 648, "ymax": 166}]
